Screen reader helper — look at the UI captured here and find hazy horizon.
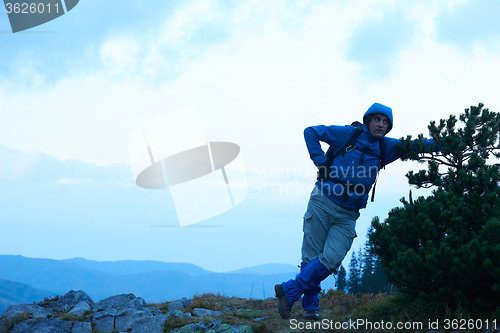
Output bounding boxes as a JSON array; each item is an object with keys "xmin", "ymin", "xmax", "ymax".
[{"xmin": 2, "ymin": 0, "xmax": 500, "ymax": 273}]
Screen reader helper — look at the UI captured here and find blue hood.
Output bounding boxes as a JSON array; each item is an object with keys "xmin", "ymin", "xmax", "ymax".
[{"xmin": 363, "ymin": 103, "xmax": 393, "ymax": 134}]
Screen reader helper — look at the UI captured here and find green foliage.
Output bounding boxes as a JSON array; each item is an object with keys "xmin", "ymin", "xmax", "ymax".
[
  {"xmin": 319, "ymin": 289, "xmax": 396, "ymax": 327},
  {"xmin": 319, "ymin": 289, "xmax": 367, "ymax": 318},
  {"xmin": 350, "ymin": 292, "xmax": 395, "ymax": 321},
  {"xmin": 234, "ymin": 309, "xmax": 260, "ymax": 319},
  {"xmin": 398, "ymin": 102, "xmax": 500, "ymax": 191},
  {"xmin": 370, "ymin": 103, "xmax": 500, "ymax": 317}
]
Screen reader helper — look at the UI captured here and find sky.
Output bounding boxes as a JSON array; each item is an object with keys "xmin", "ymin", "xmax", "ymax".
[{"xmin": 1, "ymin": 0, "xmax": 500, "ymax": 273}]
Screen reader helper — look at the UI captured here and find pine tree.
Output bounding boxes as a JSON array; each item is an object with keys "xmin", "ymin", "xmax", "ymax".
[
  {"xmin": 360, "ymin": 234, "xmax": 374, "ymax": 293},
  {"xmin": 336, "ymin": 265, "xmax": 347, "ymax": 292},
  {"xmin": 369, "ymin": 103, "xmax": 500, "ymax": 316},
  {"xmin": 370, "ymin": 252, "xmax": 390, "ymax": 294},
  {"xmin": 346, "ymin": 249, "xmax": 362, "ymax": 294},
  {"xmin": 360, "ymin": 227, "xmax": 391, "ymax": 294}
]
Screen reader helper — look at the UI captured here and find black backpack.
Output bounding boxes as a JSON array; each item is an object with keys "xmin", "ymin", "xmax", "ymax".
[{"xmin": 316, "ymin": 121, "xmax": 385, "ymax": 202}]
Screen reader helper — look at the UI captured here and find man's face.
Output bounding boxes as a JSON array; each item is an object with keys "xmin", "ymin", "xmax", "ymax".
[{"xmin": 368, "ymin": 114, "xmax": 390, "ymax": 138}]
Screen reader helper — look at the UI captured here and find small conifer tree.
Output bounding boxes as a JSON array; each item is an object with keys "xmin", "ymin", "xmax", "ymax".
[
  {"xmin": 336, "ymin": 265, "xmax": 347, "ymax": 292},
  {"xmin": 362, "ymin": 227, "xmax": 390, "ymax": 294},
  {"xmin": 369, "ymin": 103, "xmax": 500, "ymax": 316},
  {"xmin": 346, "ymin": 250, "xmax": 362, "ymax": 294}
]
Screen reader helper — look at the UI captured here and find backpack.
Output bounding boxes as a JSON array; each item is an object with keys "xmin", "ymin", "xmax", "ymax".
[{"xmin": 316, "ymin": 121, "xmax": 385, "ymax": 202}]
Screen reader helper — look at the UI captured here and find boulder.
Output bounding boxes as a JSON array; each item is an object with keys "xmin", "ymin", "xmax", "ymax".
[
  {"xmin": 47, "ymin": 290, "xmax": 93, "ymax": 312},
  {"xmin": 168, "ymin": 301, "xmax": 185, "ymax": 311},
  {"xmin": 71, "ymin": 321, "xmax": 92, "ymax": 333},
  {"xmin": 68, "ymin": 301, "xmax": 91, "ymax": 315},
  {"xmin": 10, "ymin": 318, "xmax": 72, "ymax": 333},
  {"xmin": 91, "ymin": 293, "xmax": 165, "ymax": 333},
  {"xmin": 92, "ymin": 308, "xmax": 118, "ymax": 332},
  {"xmin": 192, "ymin": 308, "xmax": 224, "ymax": 318},
  {"xmin": 115, "ymin": 307, "xmax": 165, "ymax": 333},
  {"xmin": 166, "ymin": 309, "xmax": 192, "ymax": 319},
  {"xmin": 92, "ymin": 293, "xmax": 142, "ymax": 312},
  {"xmin": 1, "ymin": 304, "xmax": 54, "ymax": 319},
  {"xmin": 180, "ymin": 297, "xmax": 193, "ymax": 308}
]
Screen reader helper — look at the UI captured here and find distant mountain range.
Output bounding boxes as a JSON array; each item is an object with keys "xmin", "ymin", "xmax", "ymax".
[
  {"xmin": 0, "ymin": 255, "xmax": 337, "ymax": 312},
  {"xmin": 0, "ymin": 278, "xmax": 55, "ymax": 314}
]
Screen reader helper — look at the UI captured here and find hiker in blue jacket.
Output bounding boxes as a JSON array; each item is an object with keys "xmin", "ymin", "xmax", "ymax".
[{"xmin": 275, "ymin": 103, "xmax": 436, "ymax": 320}]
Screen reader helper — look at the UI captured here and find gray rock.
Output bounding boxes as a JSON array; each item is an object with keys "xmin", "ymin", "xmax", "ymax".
[
  {"xmin": 10, "ymin": 318, "xmax": 72, "ymax": 333},
  {"xmin": 136, "ymin": 297, "xmax": 146, "ymax": 307},
  {"xmin": 71, "ymin": 321, "xmax": 92, "ymax": 333},
  {"xmin": 1, "ymin": 304, "xmax": 54, "ymax": 319},
  {"xmin": 93, "ymin": 314, "xmax": 116, "ymax": 332},
  {"xmin": 192, "ymin": 308, "xmax": 224, "ymax": 318},
  {"xmin": 92, "ymin": 293, "xmax": 145, "ymax": 311},
  {"xmin": 92, "ymin": 308, "xmax": 118, "ymax": 332},
  {"xmin": 168, "ymin": 301, "xmax": 185, "ymax": 311},
  {"xmin": 0, "ymin": 318, "xmax": 8, "ymax": 333},
  {"xmin": 146, "ymin": 306, "xmax": 163, "ymax": 316},
  {"xmin": 92, "ymin": 308, "xmax": 119, "ymax": 320},
  {"xmin": 47, "ymin": 290, "xmax": 93, "ymax": 312},
  {"xmin": 129, "ymin": 314, "xmax": 165, "ymax": 333},
  {"xmin": 206, "ymin": 319, "xmax": 222, "ymax": 330},
  {"xmin": 68, "ymin": 301, "xmax": 91, "ymax": 315},
  {"xmin": 180, "ymin": 297, "xmax": 193, "ymax": 308},
  {"xmin": 166, "ymin": 309, "xmax": 192, "ymax": 319},
  {"xmin": 170, "ymin": 320, "xmax": 207, "ymax": 333},
  {"xmin": 170, "ymin": 320, "xmax": 253, "ymax": 333},
  {"xmin": 8, "ymin": 319, "xmax": 36, "ymax": 333},
  {"xmin": 90, "ymin": 294, "xmax": 165, "ymax": 333},
  {"xmin": 115, "ymin": 307, "xmax": 165, "ymax": 333}
]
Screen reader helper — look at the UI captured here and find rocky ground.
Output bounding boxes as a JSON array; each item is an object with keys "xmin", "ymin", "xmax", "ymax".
[
  {"xmin": 1, "ymin": 289, "xmax": 499, "ymax": 333},
  {"xmin": 0, "ymin": 290, "xmax": 255, "ymax": 333}
]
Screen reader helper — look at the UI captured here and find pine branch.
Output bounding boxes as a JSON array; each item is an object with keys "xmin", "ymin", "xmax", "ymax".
[{"xmin": 415, "ymin": 156, "xmax": 456, "ymax": 168}]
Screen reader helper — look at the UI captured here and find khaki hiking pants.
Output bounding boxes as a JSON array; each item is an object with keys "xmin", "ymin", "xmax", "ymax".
[{"xmin": 301, "ymin": 187, "xmax": 360, "ymax": 274}]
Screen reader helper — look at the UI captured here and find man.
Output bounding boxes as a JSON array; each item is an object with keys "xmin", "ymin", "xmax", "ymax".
[{"xmin": 275, "ymin": 103, "xmax": 434, "ymax": 320}]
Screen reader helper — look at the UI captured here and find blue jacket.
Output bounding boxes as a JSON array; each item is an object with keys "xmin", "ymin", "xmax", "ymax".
[{"xmin": 304, "ymin": 103, "xmax": 431, "ymax": 211}]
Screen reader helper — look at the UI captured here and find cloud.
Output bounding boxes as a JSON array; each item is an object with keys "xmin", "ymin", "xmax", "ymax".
[
  {"xmin": 0, "ymin": 145, "xmax": 133, "ymax": 185},
  {"xmin": 0, "ymin": 145, "xmax": 42, "ymax": 179},
  {"xmin": 2, "ymin": 0, "xmax": 500, "ymax": 183},
  {"xmin": 56, "ymin": 177, "xmax": 80, "ymax": 184},
  {"xmin": 435, "ymin": 0, "xmax": 500, "ymax": 51},
  {"xmin": 0, "ymin": 0, "xmax": 185, "ymax": 87},
  {"xmin": 100, "ymin": 38, "xmax": 140, "ymax": 75},
  {"xmin": 160, "ymin": 0, "xmax": 221, "ymax": 48},
  {"xmin": 347, "ymin": 2, "xmax": 416, "ymax": 79}
]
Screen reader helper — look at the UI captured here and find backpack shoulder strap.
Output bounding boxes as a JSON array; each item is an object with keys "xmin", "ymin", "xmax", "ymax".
[
  {"xmin": 317, "ymin": 122, "xmax": 363, "ymax": 181},
  {"xmin": 324, "ymin": 122, "xmax": 363, "ymax": 162},
  {"xmin": 370, "ymin": 138, "xmax": 386, "ymax": 202},
  {"xmin": 341, "ymin": 121, "xmax": 363, "ymax": 156},
  {"xmin": 379, "ymin": 138, "xmax": 386, "ymax": 169}
]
